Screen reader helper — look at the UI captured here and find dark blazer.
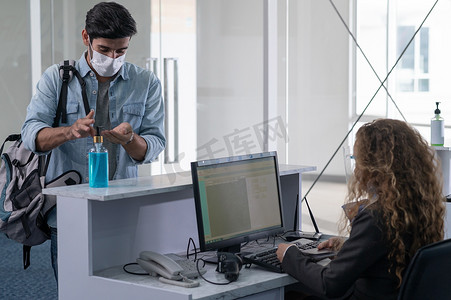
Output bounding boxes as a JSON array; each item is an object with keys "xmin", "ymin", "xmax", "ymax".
[{"xmin": 282, "ymin": 208, "xmax": 400, "ymax": 300}]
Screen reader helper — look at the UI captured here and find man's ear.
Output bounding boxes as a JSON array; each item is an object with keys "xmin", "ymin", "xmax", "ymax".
[{"xmin": 81, "ymin": 29, "xmax": 89, "ymax": 47}]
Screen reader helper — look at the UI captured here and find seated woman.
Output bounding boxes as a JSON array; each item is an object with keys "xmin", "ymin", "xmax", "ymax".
[{"xmin": 277, "ymin": 118, "xmax": 445, "ymax": 300}]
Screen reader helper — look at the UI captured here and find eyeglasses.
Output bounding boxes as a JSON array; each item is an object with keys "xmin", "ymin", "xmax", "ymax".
[{"xmin": 343, "ymin": 146, "xmax": 355, "ymax": 183}]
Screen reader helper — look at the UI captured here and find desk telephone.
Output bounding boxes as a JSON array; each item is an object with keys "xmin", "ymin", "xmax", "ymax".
[{"xmin": 136, "ymin": 251, "xmax": 206, "ymax": 288}]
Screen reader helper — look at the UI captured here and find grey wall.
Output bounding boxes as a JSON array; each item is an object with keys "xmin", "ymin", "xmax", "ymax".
[
  {"xmin": 1, "ymin": 1, "xmax": 32, "ymax": 137},
  {"xmin": 288, "ymin": 0, "xmax": 350, "ymax": 178},
  {"xmin": 196, "ymin": 0, "xmax": 265, "ymax": 160}
]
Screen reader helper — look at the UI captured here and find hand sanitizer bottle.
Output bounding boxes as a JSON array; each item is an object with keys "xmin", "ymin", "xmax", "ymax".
[
  {"xmin": 89, "ymin": 127, "xmax": 108, "ymax": 187},
  {"xmin": 431, "ymin": 102, "xmax": 444, "ymax": 146}
]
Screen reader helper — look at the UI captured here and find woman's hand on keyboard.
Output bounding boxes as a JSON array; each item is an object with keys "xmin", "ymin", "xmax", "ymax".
[
  {"xmin": 276, "ymin": 243, "xmax": 295, "ymax": 262},
  {"xmin": 318, "ymin": 237, "xmax": 344, "ymax": 252}
]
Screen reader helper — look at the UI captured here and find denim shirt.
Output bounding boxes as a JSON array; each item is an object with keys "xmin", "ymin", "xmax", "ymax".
[{"xmin": 21, "ymin": 53, "xmax": 166, "ymax": 227}]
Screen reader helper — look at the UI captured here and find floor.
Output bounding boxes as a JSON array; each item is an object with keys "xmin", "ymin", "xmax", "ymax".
[
  {"xmin": 300, "ymin": 179, "xmax": 348, "ymax": 237},
  {"xmin": 0, "ymin": 235, "xmax": 57, "ymax": 299}
]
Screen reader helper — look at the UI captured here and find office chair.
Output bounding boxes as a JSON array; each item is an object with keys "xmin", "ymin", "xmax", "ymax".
[{"xmin": 397, "ymin": 238, "xmax": 451, "ymax": 300}]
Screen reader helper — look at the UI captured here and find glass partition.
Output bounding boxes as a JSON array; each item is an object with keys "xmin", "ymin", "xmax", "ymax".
[{"xmin": 0, "ymin": 1, "xmax": 32, "ymax": 138}]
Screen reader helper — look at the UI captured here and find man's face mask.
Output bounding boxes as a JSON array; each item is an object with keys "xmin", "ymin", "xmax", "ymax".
[{"xmin": 89, "ymin": 39, "xmax": 126, "ymax": 77}]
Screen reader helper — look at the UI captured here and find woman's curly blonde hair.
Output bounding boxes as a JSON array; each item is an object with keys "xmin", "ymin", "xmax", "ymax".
[{"xmin": 341, "ymin": 118, "xmax": 445, "ymax": 286}]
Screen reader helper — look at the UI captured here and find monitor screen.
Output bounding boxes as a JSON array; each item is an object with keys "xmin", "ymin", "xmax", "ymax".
[{"xmin": 191, "ymin": 152, "xmax": 284, "ymax": 255}]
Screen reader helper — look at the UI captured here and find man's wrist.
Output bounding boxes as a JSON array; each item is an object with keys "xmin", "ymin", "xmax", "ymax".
[
  {"xmin": 125, "ymin": 131, "xmax": 135, "ymax": 145},
  {"xmin": 65, "ymin": 126, "xmax": 75, "ymax": 141}
]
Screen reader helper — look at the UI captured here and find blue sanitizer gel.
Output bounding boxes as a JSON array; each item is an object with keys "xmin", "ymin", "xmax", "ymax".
[
  {"xmin": 89, "ymin": 152, "xmax": 108, "ymax": 187},
  {"xmin": 89, "ymin": 128, "xmax": 109, "ymax": 188}
]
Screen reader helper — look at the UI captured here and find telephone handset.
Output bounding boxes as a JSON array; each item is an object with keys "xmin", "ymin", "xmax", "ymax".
[
  {"xmin": 137, "ymin": 251, "xmax": 184, "ymax": 280},
  {"xmin": 136, "ymin": 251, "xmax": 205, "ymax": 288}
]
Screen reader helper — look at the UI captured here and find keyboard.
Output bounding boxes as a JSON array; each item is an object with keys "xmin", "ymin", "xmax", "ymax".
[
  {"xmin": 243, "ymin": 239, "xmax": 336, "ymax": 273},
  {"xmin": 243, "ymin": 247, "xmax": 283, "ymax": 273}
]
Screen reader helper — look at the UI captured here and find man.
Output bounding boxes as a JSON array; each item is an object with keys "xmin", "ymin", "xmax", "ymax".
[{"xmin": 21, "ymin": 2, "xmax": 165, "ymax": 279}]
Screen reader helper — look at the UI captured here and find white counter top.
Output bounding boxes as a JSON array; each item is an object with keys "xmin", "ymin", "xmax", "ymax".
[
  {"xmin": 434, "ymin": 146, "xmax": 451, "ymax": 151},
  {"xmin": 42, "ymin": 164, "xmax": 315, "ymax": 201}
]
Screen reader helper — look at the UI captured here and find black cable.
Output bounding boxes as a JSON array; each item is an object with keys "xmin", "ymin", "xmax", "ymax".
[
  {"xmin": 302, "ymin": 0, "xmax": 439, "ymax": 204},
  {"xmin": 122, "ymin": 262, "xmax": 148, "ymax": 275},
  {"xmin": 186, "ymin": 237, "xmax": 198, "ymax": 261},
  {"xmin": 196, "ymin": 259, "xmax": 236, "ymax": 285}
]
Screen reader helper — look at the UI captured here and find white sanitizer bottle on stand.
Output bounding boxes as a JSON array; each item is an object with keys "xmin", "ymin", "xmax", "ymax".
[{"xmin": 431, "ymin": 102, "xmax": 444, "ymax": 146}]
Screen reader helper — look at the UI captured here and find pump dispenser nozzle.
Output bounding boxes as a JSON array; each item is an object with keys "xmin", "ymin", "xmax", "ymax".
[
  {"xmin": 93, "ymin": 126, "xmax": 103, "ymax": 143},
  {"xmin": 435, "ymin": 102, "xmax": 441, "ymax": 115}
]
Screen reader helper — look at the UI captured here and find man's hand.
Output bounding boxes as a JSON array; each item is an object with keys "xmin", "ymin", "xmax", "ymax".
[
  {"xmin": 102, "ymin": 122, "xmax": 147, "ymax": 161},
  {"xmin": 68, "ymin": 109, "xmax": 96, "ymax": 140},
  {"xmin": 35, "ymin": 109, "xmax": 96, "ymax": 152},
  {"xmin": 102, "ymin": 122, "xmax": 133, "ymax": 145}
]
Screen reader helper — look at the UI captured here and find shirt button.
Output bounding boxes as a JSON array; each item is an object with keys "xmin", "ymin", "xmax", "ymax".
[
  {"xmin": 90, "ymin": 72, "xmax": 94, "ymax": 77},
  {"xmin": 93, "ymin": 90, "xmax": 97, "ymax": 95}
]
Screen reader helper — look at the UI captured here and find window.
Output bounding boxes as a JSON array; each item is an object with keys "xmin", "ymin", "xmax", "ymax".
[
  {"xmin": 354, "ymin": 0, "xmax": 451, "ymax": 137},
  {"xmin": 397, "ymin": 26, "xmax": 429, "ymax": 92}
]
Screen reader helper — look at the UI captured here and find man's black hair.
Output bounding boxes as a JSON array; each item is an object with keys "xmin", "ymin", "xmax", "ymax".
[{"xmin": 85, "ymin": 2, "xmax": 137, "ymax": 40}]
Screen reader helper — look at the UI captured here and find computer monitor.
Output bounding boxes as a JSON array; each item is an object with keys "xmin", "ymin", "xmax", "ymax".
[{"xmin": 191, "ymin": 151, "xmax": 285, "ymax": 256}]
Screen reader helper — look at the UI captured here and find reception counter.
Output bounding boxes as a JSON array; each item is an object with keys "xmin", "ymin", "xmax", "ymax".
[{"xmin": 43, "ymin": 164, "xmax": 315, "ymax": 300}]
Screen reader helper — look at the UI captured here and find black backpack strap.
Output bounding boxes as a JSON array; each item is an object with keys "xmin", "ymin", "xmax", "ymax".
[
  {"xmin": 41, "ymin": 153, "xmax": 50, "ymax": 177},
  {"xmin": 54, "ymin": 61, "xmax": 70, "ymax": 127},
  {"xmin": 53, "ymin": 60, "xmax": 90, "ymax": 127},
  {"xmin": 71, "ymin": 68, "xmax": 90, "ymax": 115},
  {"xmin": 0, "ymin": 134, "xmax": 21, "ymax": 155},
  {"xmin": 23, "ymin": 245, "xmax": 31, "ymax": 269}
]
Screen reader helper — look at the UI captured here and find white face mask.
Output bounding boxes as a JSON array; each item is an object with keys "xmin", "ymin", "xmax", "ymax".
[{"xmin": 89, "ymin": 42, "xmax": 126, "ymax": 77}]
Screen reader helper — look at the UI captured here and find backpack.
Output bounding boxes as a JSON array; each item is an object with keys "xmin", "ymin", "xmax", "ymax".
[{"xmin": 0, "ymin": 60, "xmax": 89, "ymax": 269}]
